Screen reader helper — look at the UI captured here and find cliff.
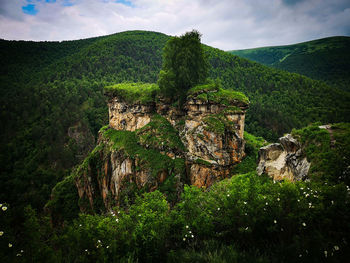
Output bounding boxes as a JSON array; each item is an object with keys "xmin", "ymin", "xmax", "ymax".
[{"xmin": 75, "ymin": 82, "xmax": 249, "ymax": 212}]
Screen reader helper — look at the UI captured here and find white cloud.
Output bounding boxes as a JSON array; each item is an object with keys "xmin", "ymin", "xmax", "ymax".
[{"xmin": 0, "ymin": 0, "xmax": 349, "ymax": 50}]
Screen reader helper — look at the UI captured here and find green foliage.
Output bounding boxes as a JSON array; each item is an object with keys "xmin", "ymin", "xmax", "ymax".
[
  {"xmin": 233, "ymin": 132, "xmax": 268, "ymax": 174},
  {"xmin": 188, "ymin": 79, "xmax": 249, "ymax": 105},
  {"xmin": 292, "ymin": 123, "xmax": 350, "ymax": 184},
  {"xmin": 158, "ymin": 30, "xmax": 209, "ymax": 103},
  {"xmin": 104, "ymin": 82, "xmax": 160, "ymax": 104},
  {"xmin": 45, "ymin": 174, "xmax": 80, "ymax": 224},
  {"xmin": 229, "ymin": 36, "xmax": 350, "ymax": 91}
]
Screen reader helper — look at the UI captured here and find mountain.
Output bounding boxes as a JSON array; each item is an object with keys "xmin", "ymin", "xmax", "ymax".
[
  {"xmin": 1, "ymin": 30, "xmax": 349, "ymax": 213},
  {"xmin": 228, "ymin": 36, "xmax": 350, "ymax": 91}
]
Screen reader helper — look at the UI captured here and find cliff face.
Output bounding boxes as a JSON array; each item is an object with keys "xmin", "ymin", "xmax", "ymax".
[{"xmin": 75, "ymin": 83, "xmax": 249, "ymax": 212}]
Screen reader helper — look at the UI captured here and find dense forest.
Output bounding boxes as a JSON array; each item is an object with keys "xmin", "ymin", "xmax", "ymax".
[
  {"xmin": 229, "ymin": 36, "xmax": 350, "ymax": 91},
  {"xmin": 0, "ymin": 30, "xmax": 350, "ymax": 262}
]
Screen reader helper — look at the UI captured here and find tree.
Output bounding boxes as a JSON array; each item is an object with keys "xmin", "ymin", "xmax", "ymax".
[{"xmin": 158, "ymin": 30, "xmax": 209, "ymax": 104}]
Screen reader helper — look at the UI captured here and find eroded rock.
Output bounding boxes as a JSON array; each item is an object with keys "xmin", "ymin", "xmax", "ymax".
[{"xmin": 257, "ymin": 134, "xmax": 310, "ymax": 181}]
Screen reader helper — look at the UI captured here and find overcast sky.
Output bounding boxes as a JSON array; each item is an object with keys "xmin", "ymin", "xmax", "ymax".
[{"xmin": 1, "ymin": 0, "xmax": 349, "ymax": 50}]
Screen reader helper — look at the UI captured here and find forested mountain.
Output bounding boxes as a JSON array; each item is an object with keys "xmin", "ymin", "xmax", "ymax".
[
  {"xmin": 1, "ymin": 30, "xmax": 350, "ymax": 262},
  {"xmin": 1, "ymin": 30, "xmax": 349, "ymax": 213},
  {"xmin": 228, "ymin": 36, "xmax": 350, "ymax": 91}
]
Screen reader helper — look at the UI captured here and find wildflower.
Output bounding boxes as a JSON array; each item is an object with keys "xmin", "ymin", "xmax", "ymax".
[
  {"xmin": 191, "ymin": 235, "xmax": 194, "ymax": 238},
  {"xmin": 245, "ymin": 213, "xmax": 247, "ymax": 216},
  {"xmin": 183, "ymin": 238, "xmax": 186, "ymax": 241},
  {"xmin": 217, "ymin": 207, "xmax": 220, "ymax": 211},
  {"xmin": 266, "ymin": 202, "xmax": 268, "ymax": 205},
  {"xmin": 302, "ymin": 222, "xmax": 306, "ymax": 227},
  {"xmin": 185, "ymin": 234, "xmax": 187, "ymax": 237},
  {"xmin": 189, "ymin": 230, "xmax": 192, "ymax": 233},
  {"xmin": 324, "ymin": 250, "xmax": 328, "ymax": 257},
  {"xmin": 334, "ymin": 245, "xmax": 339, "ymax": 251},
  {"xmin": 244, "ymin": 201, "xmax": 247, "ymax": 204},
  {"xmin": 21, "ymin": 250, "xmax": 24, "ymax": 253},
  {"xmin": 8, "ymin": 243, "xmax": 12, "ymax": 248},
  {"xmin": 305, "ymin": 194, "xmax": 309, "ymax": 197},
  {"xmin": 106, "ymin": 246, "xmax": 110, "ymax": 249},
  {"xmin": 16, "ymin": 254, "xmax": 22, "ymax": 257},
  {"xmin": 116, "ymin": 218, "xmax": 119, "ymax": 222},
  {"xmin": 297, "ymin": 199, "xmax": 300, "ymax": 202},
  {"xmin": 79, "ymin": 224, "xmax": 82, "ymax": 227},
  {"xmin": 0, "ymin": 231, "xmax": 3, "ymax": 236},
  {"xmin": 227, "ymin": 194, "xmax": 230, "ymax": 197},
  {"xmin": 263, "ymin": 196, "xmax": 266, "ymax": 199},
  {"xmin": 245, "ymin": 227, "xmax": 249, "ymax": 230},
  {"xmin": 85, "ymin": 249, "xmax": 88, "ymax": 252},
  {"xmin": 186, "ymin": 225, "xmax": 189, "ymax": 229},
  {"xmin": 0, "ymin": 204, "xmax": 2, "ymax": 207},
  {"xmin": 281, "ymin": 228, "xmax": 284, "ymax": 231},
  {"xmin": 300, "ymin": 188, "xmax": 304, "ymax": 190},
  {"xmin": 138, "ymin": 214, "xmax": 141, "ymax": 217},
  {"xmin": 273, "ymin": 180, "xmax": 276, "ymax": 184},
  {"xmin": 299, "ymin": 254, "xmax": 302, "ymax": 258},
  {"xmin": 331, "ymin": 200, "xmax": 334, "ymax": 205},
  {"xmin": 274, "ymin": 220, "xmax": 277, "ymax": 224},
  {"xmin": 277, "ymin": 197, "xmax": 280, "ymax": 201},
  {"xmin": 2, "ymin": 206, "xmax": 7, "ymax": 211}
]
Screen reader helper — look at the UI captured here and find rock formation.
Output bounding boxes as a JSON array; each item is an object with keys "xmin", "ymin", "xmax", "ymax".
[
  {"xmin": 75, "ymin": 82, "xmax": 249, "ymax": 211},
  {"xmin": 256, "ymin": 134, "xmax": 310, "ymax": 181}
]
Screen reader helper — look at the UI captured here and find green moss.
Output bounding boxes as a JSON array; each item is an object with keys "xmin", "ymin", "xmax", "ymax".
[
  {"xmin": 223, "ymin": 106, "xmax": 243, "ymax": 114},
  {"xmin": 101, "ymin": 126, "xmax": 186, "ymax": 179},
  {"xmin": 203, "ymin": 114, "xmax": 235, "ymax": 135},
  {"xmin": 194, "ymin": 158, "xmax": 212, "ymax": 166},
  {"xmin": 104, "ymin": 82, "xmax": 160, "ymax": 104},
  {"xmin": 137, "ymin": 114, "xmax": 186, "ymax": 152}
]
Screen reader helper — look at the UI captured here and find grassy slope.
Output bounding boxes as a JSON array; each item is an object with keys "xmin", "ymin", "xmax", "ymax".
[{"xmin": 228, "ymin": 36, "xmax": 350, "ymax": 91}]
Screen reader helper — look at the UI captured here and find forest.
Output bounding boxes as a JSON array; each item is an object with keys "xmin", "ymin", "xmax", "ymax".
[{"xmin": 0, "ymin": 30, "xmax": 349, "ymax": 262}]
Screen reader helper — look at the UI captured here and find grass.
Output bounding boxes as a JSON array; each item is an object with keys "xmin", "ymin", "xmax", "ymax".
[
  {"xmin": 188, "ymin": 80, "xmax": 249, "ymax": 105},
  {"xmin": 104, "ymin": 82, "xmax": 160, "ymax": 104}
]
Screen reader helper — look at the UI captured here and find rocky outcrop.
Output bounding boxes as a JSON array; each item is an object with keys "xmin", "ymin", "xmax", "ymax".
[
  {"xmin": 108, "ymin": 97, "xmax": 154, "ymax": 131},
  {"xmin": 257, "ymin": 134, "xmax": 310, "ymax": 181},
  {"xmin": 75, "ymin": 83, "xmax": 249, "ymax": 211}
]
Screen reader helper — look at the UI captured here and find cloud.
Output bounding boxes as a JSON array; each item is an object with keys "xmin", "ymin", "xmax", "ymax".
[{"xmin": 0, "ymin": 0, "xmax": 349, "ymax": 50}]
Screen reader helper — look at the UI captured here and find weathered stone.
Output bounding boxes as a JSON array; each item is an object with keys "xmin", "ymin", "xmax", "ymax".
[
  {"xmin": 257, "ymin": 134, "xmax": 310, "ymax": 181},
  {"xmin": 76, "ymin": 89, "xmax": 249, "ymax": 211}
]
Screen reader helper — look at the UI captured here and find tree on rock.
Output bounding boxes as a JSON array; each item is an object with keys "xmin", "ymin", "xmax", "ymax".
[{"xmin": 158, "ymin": 30, "xmax": 209, "ymax": 104}]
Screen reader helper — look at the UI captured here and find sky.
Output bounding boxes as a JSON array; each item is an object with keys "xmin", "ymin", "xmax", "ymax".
[{"xmin": 0, "ymin": 0, "xmax": 349, "ymax": 50}]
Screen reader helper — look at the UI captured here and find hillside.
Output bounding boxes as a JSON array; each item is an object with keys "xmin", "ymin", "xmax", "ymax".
[
  {"xmin": 229, "ymin": 36, "xmax": 350, "ymax": 91},
  {"xmin": 0, "ymin": 31, "xmax": 350, "ymax": 262}
]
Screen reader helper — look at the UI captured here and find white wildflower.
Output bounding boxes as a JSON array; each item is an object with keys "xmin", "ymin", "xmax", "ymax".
[
  {"xmin": 302, "ymin": 222, "xmax": 306, "ymax": 227},
  {"xmin": 79, "ymin": 224, "xmax": 82, "ymax": 227},
  {"xmin": 274, "ymin": 220, "xmax": 277, "ymax": 224},
  {"xmin": 138, "ymin": 214, "xmax": 141, "ymax": 217},
  {"xmin": 0, "ymin": 204, "xmax": 2, "ymax": 207},
  {"xmin": 266, "ymin": 202, "xmax": 268, "ymax": 205},
  {"xmin": 107, "ymin": 246, "xmax": 109, "ymax": 249},
  {"xmin": 2, "ymin": 206, "xmax": 7, "ymax": 211},
  {"xmin": 300, "ymin": 188, "xmax": 303, "ymax": 190},
  {"xmin": 185, "ymin": 234, "xmax": 187, "ymax": 237},
  {"xmin": 245, "ymin": 227, "xmax": 249, "ymax": 230},
  {"xmin": 8, "ymin": 243, "xmax": 12, "ymax": 248},
  {"xmin": 183, "ymin": 238, "xmax": 186, "ymax": 241},
  {"xmin": 16, "ymin": 254, "xmax": 21, "ymax": 257},
  {"xmin": 324, "ymin": 250, "xmax": 327, "ymax": 257},
  {"xmin": 191, "ymin": 234, "xmax": 194, "ymax": 238},
  {"xmin": 21, "ymin": 250, "xmax": 24, "ymax": 253},
  {"xmin": 0, "ymin": 231, "xmax": 3, "ymax": 236},
  {"xmin": 245, "ymin": 213, "xmax": 247, "ymax": 216},
  {"xmin": 189, "ymin": 230, "xmax": 192, "ymax": 234},
  {"xmin": 334, "ymin": 245, "xmax": 339, "ymax": 251},
  {"xmin": 299, "ymin": 254, "xmax": 302, "ymax": 258},
  {"xmin": 217, "ymin": 207, "xmax": 220, "ymax": 211},
  {"xmin": 277, "ymin": 198, "xmax": 280, "ymax": 201},
  {"xmin": 331, "ymin": 200, "xmax": 334, "ymax": 205},
  {"xmin": 186, "ymin": 225, "xmax": 189, "ymax": 229},
  {"xmin": 227, "ymin": 194, "xmax": 230, "ymax": 197},
  {"xmin": 244, "ymin": 201, "xmax": 247, "ymax": 204},
  {"xmin": 297, "ymin": 199, "xmax": 300, "ymax": 202},
  {"xmin": 116, "ymin": 218, "xmax": 119, "ymax": 222}
]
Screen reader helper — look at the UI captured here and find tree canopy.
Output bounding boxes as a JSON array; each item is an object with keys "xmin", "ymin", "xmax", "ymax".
[{"xmin": 157, "ymin": 30, "xmax": 209, "ymax": 103}]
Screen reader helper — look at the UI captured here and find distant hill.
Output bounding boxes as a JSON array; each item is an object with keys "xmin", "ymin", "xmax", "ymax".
[
  {"xmin": 228, "ymin": 36, "xmax": 350, "ymax": 91},
  {"xmin": 1, "ymin": 31, "xmax": 349, "ymax": 212}
]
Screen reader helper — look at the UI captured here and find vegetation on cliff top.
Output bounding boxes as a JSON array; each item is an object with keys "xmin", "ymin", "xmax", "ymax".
[
  {"xmin": 188, "ymin": 80, "xmax": 249, "ymax": 105},
  {"xmin": 158, "ymin": 30, "xmax": 209, "ymax": 104},
  {"xmin": 104, "ymin": 82, "xmax": 160, "ymax": 104}
]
